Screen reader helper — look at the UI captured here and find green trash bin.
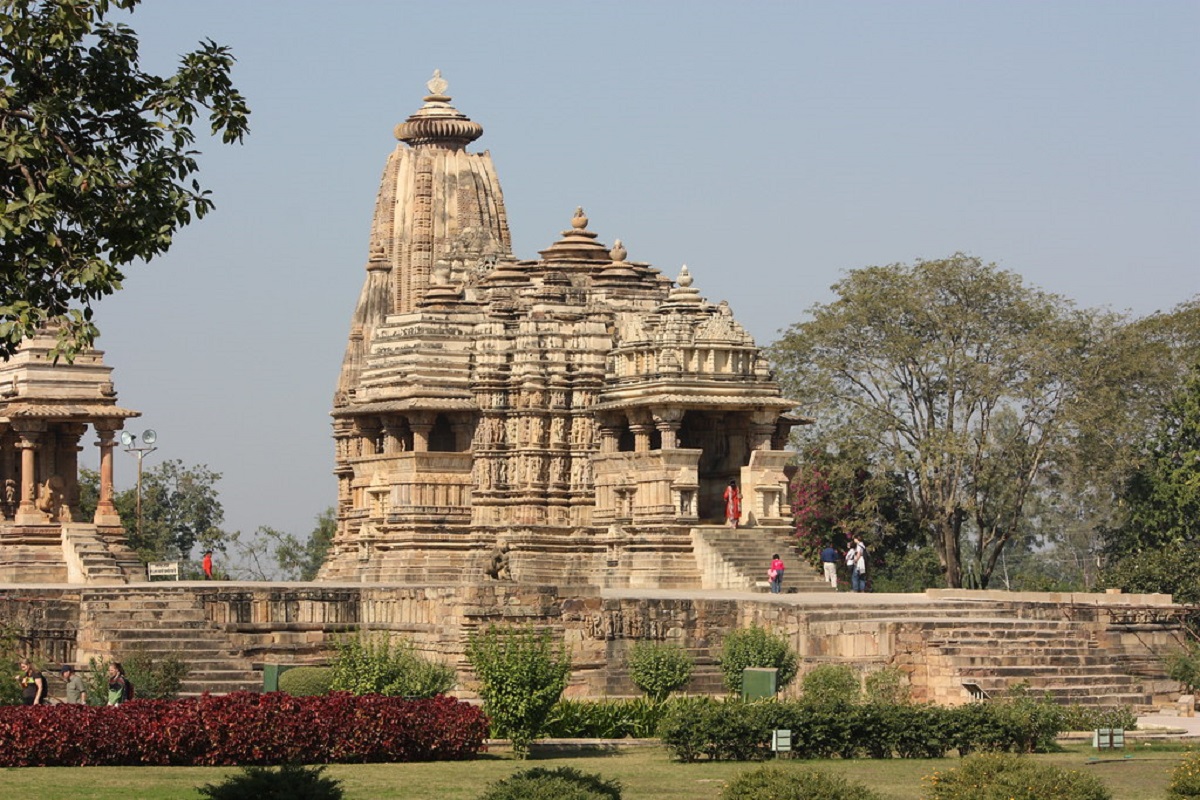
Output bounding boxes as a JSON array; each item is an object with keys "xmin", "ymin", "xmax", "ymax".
[
  {"xmin": 742, "ymin": 667, "xmax": 778, "ymax": 700},
  {"xmin": 262, "ymin": 663, "xmax": 296, "ymax": 693}
]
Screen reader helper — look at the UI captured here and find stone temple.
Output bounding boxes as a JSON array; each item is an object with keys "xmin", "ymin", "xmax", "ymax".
[{"xmin": 322, "ymin": 71, "xmax": 803, "ymax": 586}]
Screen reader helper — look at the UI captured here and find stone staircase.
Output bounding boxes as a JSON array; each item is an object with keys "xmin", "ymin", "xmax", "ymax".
[
  {"xmin": 926, "ymin": 619, "xmax": 1152, "ymax": 707},
  {"xmin": 78, "ymin": 588, "xmax": 261, "ymax": 697},
  {"xmin": 61, "ymin": 524, "xmax": 146, "ymax": 583},
  {"xmin": 692, "ymin": 525, "xmax": 834, "ymax": 592}
]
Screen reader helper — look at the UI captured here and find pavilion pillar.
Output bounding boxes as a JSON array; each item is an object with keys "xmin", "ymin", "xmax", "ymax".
[
  {"xmin": 653, "ymin": 408, "xmax": 684, "ymax": 449},
  {"xmin": 409, "ymin": 412, "xmax": 434, "ymax": 453},
  {"xmin": 12, "ymin": 422, "xmax": 45, "ymax": 525},
  {"xmin": 93, "ymin": 424, "xmax": 122, "ymax": 526}
]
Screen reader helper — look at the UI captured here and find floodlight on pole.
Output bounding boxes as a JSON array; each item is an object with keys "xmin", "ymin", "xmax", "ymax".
[{"xmin": 121, "ymin": 430, "xmax": 158, "ymax": 543}]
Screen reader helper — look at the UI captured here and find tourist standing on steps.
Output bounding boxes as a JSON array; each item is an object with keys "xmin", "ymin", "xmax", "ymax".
[
  {"xmin": 768, "ymin": 553, "xmax": 785, "ymax": 593},
  {"xmin": 61, "ymin": 664, "xmax": 87, "ymax": 705},
  {"xmin": 106, "ymin": 662, "xmax": 129, "ymax": 706},
  {"xmin": 723, "ymin": 480, "xmax": 741, "ymax": 528},
  {"xmin": 820, "ymin": 543, "xmax": 840, "ymax": 589},
  {"xmin": 202, "ymin": 549, "xmax": 214, "ymax": 580},
  {"xmin": 849, "ymin": 535, "xmax": 868, "ymax": 592},
  {"xmin": 17, "ymin": 658, "xmax": 46, "ymax": 705}
]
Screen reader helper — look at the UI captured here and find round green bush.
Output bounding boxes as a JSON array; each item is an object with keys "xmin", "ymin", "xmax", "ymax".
[
  {"xmin": 278, "ymin": 666, "xmax": 334, "ymax": 697},
  {"xmin": 923, "ymin": 753, "xmax": 1111, "ymax": 800},
  {"xmin": 626, "ymin": 640, "xmax": 694, "ymax": 702},
  {"xmin": 800, "ymin": 664, "xmax": 861, "ymax": 706},
  {"xmin": 1168, "ymin": 750, "xmax": 1200, "ymax": 799},
  {"xmin": 864, "ymin": 666, "xmax": 911, "ymax": 704},
  {"xmin": 718, "ymin": 765, "xmax": 883, "ymax": 800},
  {"xmin": 199, "ymin": 763, "xmax": 343, "ymax": 800},
  {"xmin": 476, "ymin": 766, "xmax": 622, "ymax": 800},
  {"xmin": 719, "ymin": 625, "xmax": 799, "ymax": 693}
]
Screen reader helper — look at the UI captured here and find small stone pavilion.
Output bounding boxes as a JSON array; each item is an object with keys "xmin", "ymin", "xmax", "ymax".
[
  {"xmin": 322, "ymin": 72, "xmax": 802, "ymax": 584},
  {"xmin": 0, "ymin": 328, "xmax": 143, "ymax": 582}
]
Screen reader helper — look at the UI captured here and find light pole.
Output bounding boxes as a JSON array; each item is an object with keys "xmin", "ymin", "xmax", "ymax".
[{"xmin": 121, "ymin": 429, "xmax": 158, "ymax": 543}]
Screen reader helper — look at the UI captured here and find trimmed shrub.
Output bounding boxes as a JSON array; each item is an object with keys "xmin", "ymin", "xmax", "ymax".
[
  {"xmin": 1058, "ymin": 703, "xmax": 1137, "ymax": 732},
  {"xmin": 719, "ymin": 765, "xmax": 883, "ymax": 800},
  {"xmin": 329, "ymin": 634, "xmax": 455, "ymax": 698},
  {"xmin": 466, "ymin": 625, "xmax": 571, "ymax": 759},
  {"xmin": 279, "ymin": 666, "xmax": 334, "ymax": 697},
  {"xmin": 625, "ymin": 640, "xmax": 693, "ymax": 702},
  {"xmin": 947, "ymin": 695, "xmax": 1064, "ymax": 755},
  {"xmin": 476, "ymin": 766, "xmax": 622, "ymax": 800},
  {"xmin": 84, "ymin": 650, "xmax": 188, "ymax": 703},
  {"xmin": 658, "ymin": 697, "xmax": 772, "ymax": 762},
  {"xmin": 1168, "ymin": 749, "xmax": 1200, "ymax": 799},
  {"xmin": 719, "ymin": 625, "xmax": 799, "ymax": 693},
  {"xmin": 0, "ymin": 692, "xmax": 488, "ymax": 766},
  {"xmin": 198, "ymin": 763, "xmax": 344, "ymax": 800},
  {"xmin": 864, "ymin": 666, "xmax": 911, "ymax": 704},
  {"xmin": 543, "ymin": 697, "xmax": 664, "ymax": 739},
  {"xmin": 923, "ymin": 752, "xmax": 1111, "ymax": 800},
  {"xmin": 800, "ymin": 664, "xmax": 860, "ymax": 706}
]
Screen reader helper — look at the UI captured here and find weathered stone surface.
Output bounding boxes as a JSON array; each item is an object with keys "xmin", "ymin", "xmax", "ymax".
[{"xmin": 324, "ymin": 74, "xmax": 802, "ymax": 585}]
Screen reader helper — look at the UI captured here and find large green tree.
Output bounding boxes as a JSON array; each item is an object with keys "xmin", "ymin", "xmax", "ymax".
[
  {"xmin": 80, "ymin": 459, "xmax": 227, "ymax": 561},
  {"xmin": 0, "ymin": 0, "xmax": 249, "ymax": 359},
  {"xmin": 771, "ymin": 255, "xmax": 1095, "ymax": 588},
  {"xmin": 230, "ymin": 508, "xmax": 336, "ymax": 581}
]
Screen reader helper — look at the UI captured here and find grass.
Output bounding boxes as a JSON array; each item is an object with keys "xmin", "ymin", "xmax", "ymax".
[{"xmin": 0, "ymin": 742, "xmax": 1190, "ymax": 799}]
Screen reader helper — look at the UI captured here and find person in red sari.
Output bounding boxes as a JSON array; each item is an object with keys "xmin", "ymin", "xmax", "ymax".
[{"xmin": 723, "ymin": 480, "xmax": 741, "ymax": 528}]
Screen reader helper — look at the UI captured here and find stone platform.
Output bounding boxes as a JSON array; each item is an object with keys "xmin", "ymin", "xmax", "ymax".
[{"xmin": 0, "ymin": 583, "xmax": 1183, "ymax": 708}]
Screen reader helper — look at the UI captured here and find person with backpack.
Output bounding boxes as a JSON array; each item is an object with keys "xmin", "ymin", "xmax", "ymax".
[{"xmin": 106, "ymin": 661, "xmax": 133, "ymax": 705}]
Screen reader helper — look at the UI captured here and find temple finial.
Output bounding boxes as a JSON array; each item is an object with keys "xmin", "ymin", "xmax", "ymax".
[{"xmin": 426, "ymin": 69, "xmax": 448, "ymax": 99}]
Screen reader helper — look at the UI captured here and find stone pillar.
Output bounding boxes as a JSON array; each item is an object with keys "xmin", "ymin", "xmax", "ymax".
[
  {"xmin": 409, "ymin": 412, "xmax": 434, "ymax": 453},
  {"xmin": 631, "ymin": 423, "xmax": 653, "ymax": 453},
  {"xmin": 749, "ymin": 410, "xmax": 778, "ymax": 452},
  {"xmin": 653, "ymin": 408, "xmax": 684, "ymax": 449},
  {"xmin": 93, "ymin": 424, "xmax": 122, "ymax": 526},
  {"xmin": 381, "ymin": 421, "xmax": 403, "ymax": 455},
  {"xmin": 58, "ymin": 423, "xmax": 86, "ymax": 519},
  {"xmin": 598, "ymin": 425, "xmax": 620, "ymax": 454},
  {"xmin": 452, "ymin": 419, "xmax": 474, "ymax": 452},
  {"xmin": 13, "ymin": 427, "xmax": 42, "ymax": 524}
]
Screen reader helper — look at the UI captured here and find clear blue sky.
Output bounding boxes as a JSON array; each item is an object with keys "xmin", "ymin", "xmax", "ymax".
[{"xmin": 84, "ymin": 1, "xmax": 1199, "ymax": 554}]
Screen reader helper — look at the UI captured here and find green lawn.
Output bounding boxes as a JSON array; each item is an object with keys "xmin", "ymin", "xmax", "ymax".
[{"xmin": 0, "ymin": 743, "xmax": 1187, "ymax": 800}]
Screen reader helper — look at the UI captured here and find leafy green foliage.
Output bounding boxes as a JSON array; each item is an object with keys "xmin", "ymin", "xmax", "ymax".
[
  {"xmin": 278, "ymin": 666, "xmax": 333, "ymax": 697},
  {"xmin": 800, "ymin": 664, "xmax": 860, "ymax": 706},
  {"xmin": 83, "ymin": 650, "xmax": 187, "ymax": 702},
  {"xmin": 328, "ymin": 634, "xmax": 455, "ymax": 699},
  {"xmin": 1168, "ymin": 749, "xmax": 1200, "ymax": 800},
  {"xmin": 543, "ymin": 697, "xmax": 666, "ymax": 739},
  {"xmin": 771, "ymin": 255, "xmax": 1097, "ymax": 588},
  {"xmin": 0, "ymin": 0, "xmax": 250, "ymax": 359},
  {"xmin": 1103, "ymin": 368, "xmax": 1200, "ymax": 601},
  {"xmin": 0, "ymin": 623, "xmax": 25, "ymax": 705},
  {"xmin": 923, "ymin": 753, "xmax": 1111, "ymax": 800},
  {"xmin": 625, "ymin": 640, "xmax": 693, "ymax": 703},
  {"xmin": 718, "ymin": 625, "xmax": 798, "ymax": 693},
  {"xmin": 465, "ymin": 625, "xmax": 571, "ymax": 759},
  {"xmin": 657, "ymin": 697, "xmax": 772, "ymax": 762},
  {"xmin": 273, "ymin": 507, "xmax": 336, "ymax": 581},
  {"xmin": 864, "ymin": 666, "xmax": 911, "ymax": 705},
  {"xmin": 198, "ymin": 763, "xmax": 344, "ymax": 800},
  {"xmin": 475, "ymin": 766, "xmax": 622, "ymax": 800},
  {"xmin": 78, "ymin": 461, "xmax": 228, "ymax": 563},
  {"xmin": 1166, "ymin": 643, "xmax": 1200, "ymax": 693},
  {"xmin": 719, "ymin": 765, "xmax": 883, "ymax": 800}
]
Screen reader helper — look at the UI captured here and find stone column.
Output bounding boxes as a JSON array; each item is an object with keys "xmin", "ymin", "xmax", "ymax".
[
  {"xmin": 653, "ymin": 408, "xmax": 684, "ymax": 449},
  {"xmin": 92, "ymin": 423, "xmax": 122, "ymax": 526},
  {"xmin": 58, "ymin": 423, "xmax": 86, "ymax": 520},
  {"xmin": 381, "ymin": 420, "xmax": 403, "ymax": 455},
  {"xmin": 13, "ymin": 427, "xmax": 42, "ymax": 524},
  {"xmin": 409, "ymin": 412, "xmax": 434, "ymax": 453}
]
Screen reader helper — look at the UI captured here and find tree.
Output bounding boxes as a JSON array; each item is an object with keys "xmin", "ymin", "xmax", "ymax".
[
  {"xmin": 225, "ymin": 508, "xmax": 335, "ymax": 580},
  {"xmin": 0, "ymin": 0, "xmax": 249, "ymax": 360},
  {"xmin": 1101, "ymin": 367, "xmax": 1200, "ymax": 602},
  {"xmin": 79, "ymin": 459, "xmax": 227, "ymax": 561},
  {"xmin": 465, "ymin": 625, "xmax": 572, "ymax": 759},
  {"xmin": 771, "ymin": 255, "xmax": 1094, "ymax": 588},
  {"xmin": 625, "ymin": 640, "xmax": 694, "ymax": 703}
]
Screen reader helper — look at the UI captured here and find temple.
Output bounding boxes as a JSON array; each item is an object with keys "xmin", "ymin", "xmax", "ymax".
[
  {"xmin": 322, "ymin": 72, "xmax": 804, "ymax": 584},
  {"xmin": 0, "ymin": 329, "xmax": 143, "ymax": 582}
]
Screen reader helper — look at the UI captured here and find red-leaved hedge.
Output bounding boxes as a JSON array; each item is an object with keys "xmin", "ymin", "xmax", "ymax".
[{"xmin": 0, "ymin": 692, "xmax": 488, "ymax": 767}]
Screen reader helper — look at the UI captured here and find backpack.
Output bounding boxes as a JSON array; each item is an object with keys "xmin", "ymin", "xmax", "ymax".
[{"xmin": 123, "ymin": 677, "xmax": 135, "ymax": 702}]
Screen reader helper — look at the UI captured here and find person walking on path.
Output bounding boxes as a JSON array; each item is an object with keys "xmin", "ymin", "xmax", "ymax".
[
  {"xmin": 849, "ymin": 535, "xmax": 868, "ymax": 592},
  {"xmin": 106, "ymin": 662, "xmax": 130, "ymax": 706},
  {"xmin": 61, "ymin": 664, "xmax": 87, "ymax": 705},
  {"xmin": 820, "ymin": 543, "xmax": 840, "ymax": 589},
  {"xmin": 723, "ymin": 480, "xmax": 741, "ymax": 528},
  {"xmin": 768, "ymin": 553, "xmax": 786, "ymax": 593},
  {"xmin": 17, "ymin": 658, "xmax": 46, "ymax": 705},
  {"xmin": 202, "ymin": 550, "xmax": 214, "ymax": 580}
]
